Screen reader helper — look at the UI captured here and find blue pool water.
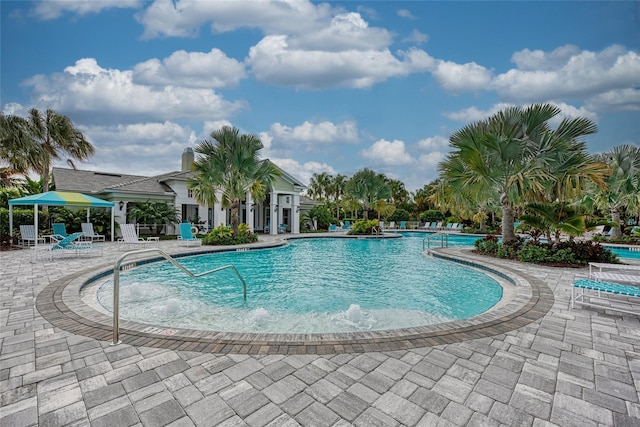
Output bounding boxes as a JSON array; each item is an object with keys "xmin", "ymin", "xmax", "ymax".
[
  {"xmin": 93, "ymin": 234, "xmax": 504, "ymax": 333},
  {"xmin": 605, "ymin": 246, "xmax": 640, "ymax": 260}
]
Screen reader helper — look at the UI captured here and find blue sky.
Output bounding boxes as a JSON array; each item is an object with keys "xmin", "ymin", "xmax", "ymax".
[{"xmin": 2, "ymin": 1, "xmax": 639, "ymax": 191}]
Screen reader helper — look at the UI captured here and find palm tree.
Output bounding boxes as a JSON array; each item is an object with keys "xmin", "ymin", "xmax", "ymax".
[
  {"xmin": 345, "ymin": 168, "xmax": 391, "ymax": 220},
  {"xmin": 0, "ymin": 113, "xmax": 40, "ymax": 176},
  {"xmin": 2, "ymin": 109, "xmax": 95, "ymax": 192},
  {"xmin": 329, "ymin": 174, "xmax": 347, "ymax": 219},
  {"xmin": 128, "ymin": 201, "xmax": 180, "ymax": 235},
  {"xmin": 440, "ymin": 103, "xmax": 604, "ymax": 243},
  {"xmin": 188, "ymin": 126, "xmax": 281, "ymax": 235},
  {"xmin": 307, "ymin": 172, "xmax": 332, "ymax": 201},
  {"xmin": 593, "ymin": 144, "xmax": 640, "ymax": 238}
]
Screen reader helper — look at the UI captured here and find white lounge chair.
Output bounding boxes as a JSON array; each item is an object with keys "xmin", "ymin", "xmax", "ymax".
[
  {"xmin": 19, "ymin": 225, "xmax": 45, "ymax": 247},
  {"xmin": 119, "ymin": 224, "xmax": 150, "ymax": 249},
  {"xmin": 81, "ymin": 223, "xmax": 105, "ymax": 242}
]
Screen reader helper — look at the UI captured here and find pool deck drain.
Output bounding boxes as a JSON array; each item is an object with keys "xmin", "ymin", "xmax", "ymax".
[{"xmin": 36, "ymin": 244, "xmax": 552, "ymax": 354}]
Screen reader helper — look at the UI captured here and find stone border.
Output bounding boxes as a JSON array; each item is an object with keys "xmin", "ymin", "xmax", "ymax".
[{"xmin": 36, "ymin": 246, "xmax": 554, "ymax": 354}]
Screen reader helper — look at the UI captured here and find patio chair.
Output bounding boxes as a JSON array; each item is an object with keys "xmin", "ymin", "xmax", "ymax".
[
  {"xmin": 400, "ymin": 221, "xmax": 406, "ymax": 230},
  {"xmin": 341, "ymin": 221, "xmax": 351, "ymax": 231},
  {"xmin": 264, "ymin": 220, "xmax": 270, "ymax": 234},
  {"xmin": 18, "ymin": 225, "xmax": 45, "ymax": 247},
  {"xmin": 52, "ymin": 223, "xmax": 68, "ymax": 239},
  {"xmin": 178, "ymin": 223, "xmax": 202, "ymax": 247},
  {"xmin": 119, "ymin": 224, "xmax": 150, "ymax": 249},
  {"xmin": 81, "ymin": 223, "xmax": 105, "ymax": 242},
  {"xmin": 37, "ymin": 232, "xmax": 101, "ymax": 260}
]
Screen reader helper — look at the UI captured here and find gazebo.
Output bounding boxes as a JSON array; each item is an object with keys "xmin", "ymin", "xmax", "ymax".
[{"xmin": 8, "ymin": 191, "xmax": 115, "ymax": 248}]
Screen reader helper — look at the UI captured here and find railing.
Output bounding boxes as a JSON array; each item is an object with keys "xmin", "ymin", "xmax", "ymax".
[
  {"xmin": 372, "ymin": 226, "xmax": 383, "ymax": 235},
  {"xmin": 423, "ymin": 232, "xmax": 449, "ymax": 251},
  {"xmin": 111, "ymin": 248, "xmax": 247, "ymax": 345}
]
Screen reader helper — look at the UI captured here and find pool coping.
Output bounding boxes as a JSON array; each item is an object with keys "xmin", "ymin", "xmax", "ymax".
[{"xmin": 36, "ymin": 244, "xmax": 554, "ymax": 354}]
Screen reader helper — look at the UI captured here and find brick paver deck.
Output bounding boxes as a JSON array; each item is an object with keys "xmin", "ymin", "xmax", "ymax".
[{"xmin": 2, "ymin": 236, "xmax": 639, "ymax": 426}]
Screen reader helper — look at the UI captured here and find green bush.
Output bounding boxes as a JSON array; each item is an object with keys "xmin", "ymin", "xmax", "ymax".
[
  {"xmin": 518, "ymin": 244, "xmax": 548, "ymax": 263},
  {"xmin": 474, "ymin": 235, "xmax": 499, "ymax": 254},
  {"xmin": 420, "ymin": 210, "xmax": 445, "ymax": 223},
  {"xmin": 202, "ymin": 224, "xmax": 258, "ymax": 245},
  {"xmin": 0, "ymin": 208, "xmax": 50, "ymax": 236},
  {"xmin": 388, "ymin": 208, "xmax": 410, "ymax": 222},
  {"xmin": 348, "ymin": 219, "xmax": 381, "ymax": 235}
]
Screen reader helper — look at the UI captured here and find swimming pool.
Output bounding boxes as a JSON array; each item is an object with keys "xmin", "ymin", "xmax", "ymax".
[
  {"xmin": 605, "ymin": 246, "xmax": 640, "ymax": 260},
  {"xmin": 90, "ymin": 235, "xmax": 504, "ymax": 334}
]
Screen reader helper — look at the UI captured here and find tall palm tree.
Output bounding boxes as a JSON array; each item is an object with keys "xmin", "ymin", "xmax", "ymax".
[
  {"xmin": 188, "ymin": 126, "xmax": 281, "ymax": 234},
  {"xmin": 22, "ymin": 109, "xmax": 94, "ymax": 192},
  {"xmin": 0, "ymin": 113, "xmax": 41, "ymax": 176},
  {"xmin": 440, "ymin": 103, "xmax": 604, "ymax": 243},
  {"xmin": 307, "ymin": 172, "xmax": 332, "ymax": 201},
  {"xmin": 593, "ymin": 144, "xmax": 640, "ymax": 238},
  {"xmin": 329, "ymin": 174, "xmax": 347, "ymax": 219},
  {"xmin": 345, "ymin": 168, "xmax": 391, "ymax": 220}
]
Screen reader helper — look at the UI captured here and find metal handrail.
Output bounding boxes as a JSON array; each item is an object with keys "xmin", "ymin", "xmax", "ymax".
[
  {"xmin": 372, "ymin": 226, "xmax": 383, "ymax": 235},
  {"xmin": 423, "ymin": 232, "xmax": 449, "ymax": 251},
  {"xmin": 111, "ymin": 248, "xmax": 247, "ymax": 345}
]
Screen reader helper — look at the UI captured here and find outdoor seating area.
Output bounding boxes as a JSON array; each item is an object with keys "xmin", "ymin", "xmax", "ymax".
[
  {"xmin": 571, "ymin": 262, "xmax": 640, "ymax": 315},
  {"xmin": 177, "ymin": 222, "xmax": 202, "ymax": 247}
]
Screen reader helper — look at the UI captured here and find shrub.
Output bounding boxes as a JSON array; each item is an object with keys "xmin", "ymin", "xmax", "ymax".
[
  {"xmin": 474, "ymin": 235, "xmax": 499, "ymax": 254},
  {"xmin": 420, "ymin": 210, "xmax": 445, "ymax": 223},
  {"xmin": 202, "ymin": 224, "xmax": 257, "ymax": 245},
  {"xmin": 348, "ymin": 219, "xmax": 381, "ymax": 235},
  {"xmin": 518, "ymin": 244, "xmax": 548, "ymax": 263},
  {"xmin": 388, "ymin": 208, "xmax": 410, "ymax": 222}
]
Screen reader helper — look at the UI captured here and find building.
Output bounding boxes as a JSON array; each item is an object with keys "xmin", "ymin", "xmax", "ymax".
[{"xmin": 52, "ymin": 148, "xmax": 308, "ymax": 235}]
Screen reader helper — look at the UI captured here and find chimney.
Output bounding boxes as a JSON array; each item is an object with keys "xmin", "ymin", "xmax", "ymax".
[{"xmin": 181, "ymin": 147, "xmax": 194, "ymax": 172}]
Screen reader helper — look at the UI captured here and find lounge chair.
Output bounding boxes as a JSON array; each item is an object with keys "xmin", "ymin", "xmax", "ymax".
[
  {"xmin": 264, "ymin": 220, "xmax": 270, "ymax": 234},
  {"xmin": 328, "ymin": 224, "xmax": 339, "ymax": 232},
  {"xmin": 435, "ymin": 222, "xmax": 443, "ymax": 230},
  {"xmin": 52, "ymin": 223, "xmax": 68, "ymax": 239},
  {"xmin": 81, "ymin": 223, "xmax": 105, "ymax": 242},
  {"xmin": 572, "ymin": 279, "xmax": 640, "ymax": 316},
  {"xmin": 178, "ymin": 223, "xmax": 202, "ymax": 247},
  {"xmin": 37, "ymin": 232, "xmax": 101, "ymax": 260},
  {"xmin": 279, "ymin": 224, "xmax": 288, "ymax": 234},
  {"xmin": 19, "ymin": 225, "xmax": 45, "ymax": 247},
  {"xmin": 341, "ymin": 221, "xmax": 351, "ymax": 231},
  {"xmin": 119, "ymin": 224, "xmax": 151, "ymax": 249},
  {"xmin": 389, "ymin": 221, "xmax": 396, "ymax": 229},
  {"xmin": 400, "ymin": 221, "xmax": 406, "ymax": 230}
]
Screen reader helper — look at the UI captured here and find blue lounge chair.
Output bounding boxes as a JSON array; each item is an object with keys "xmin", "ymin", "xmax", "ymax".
[
  {"xmin": 52, "ymin": 223, "xmax": 68, "ymax": 239},
  {"xmin": 178, "ymin": 223, "xmax": 202, "ymax": 247},
  {"xmin": 342, "ymin": 221, "xmax": 351, "ymax": 231},
  {"xmin": 328, "ymin": 224, "xmax": 338, "ymax": 232},
  {"xmin": 400, "ymin": 221, "xmax": 406, "ymax": 230},
  {"xmin": 39, "ymin": 232, "xmax": 100, "ymax": 260}
]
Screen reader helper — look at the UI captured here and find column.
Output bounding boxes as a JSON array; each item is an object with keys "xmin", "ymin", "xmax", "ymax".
[
  {"xmin": 270, "ymin": 191, "xmax": 278, "ymax": 235},
  {"xmin": 245, "ymin": 193, "xmax": 254, "ymax": 232},
  {"xmin": 292, "ymin": 193, "xmax": 300, "ymax": 234}
]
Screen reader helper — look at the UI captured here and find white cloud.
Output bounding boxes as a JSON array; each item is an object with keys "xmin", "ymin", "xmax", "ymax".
[
  {"xmin": 267, "ymin": 120, "xmax": 359, "ymax": 145},
  {"xmin": 23, "ymin": 58, "xmax": 245, "ymax": 125},
  {"xmin": 136, "ymin": 0, "xmax": 334, "ymax": 39},
  {"xmin": 32, "ymin": 0, "xmax": 141, "ymax": 20},
  {"xmin": 432, "ymin": 60, "xmax": 493, "ymax": 93},
  {"xmin": 585, "ymin": 88, "xmax": 640, "ymax": 112},
  {"xmin": 202, "ymin": 120, "xmax": 234, "ymax": 138},
  {"xmin": 397, "ymin": 9, "xmax": 416, "ymax": 20},
  {"xmin": 402, "ymin": 29, "xmax": 429, "ymax": 45},
  {"xmin": 269, "ymin": 158, "xmax": 336, "ymax": 185},
  {"xmin": 78, "ymin": 121, "xmax": 197, "ymax": 176},
  {"xmin": 133, "ymin": 49, "xmax": 246, "ymax": 89},
  {"xmin": 247, "ymin": 35, "xmax": 430, "ymax": 89},
  {"xmin": 417, "ymin": 136, "xmax": 450, "ymax": 151},
  {"xmin": 493, "ymin": 45, "xmax": 640, "ymax": 103},
  {"xmin": 445, "ymin": 102, "xmax": 598, "ymax": 127},
  {"xmin": 360, "ymin": 139, "xmax": 414, "ymax": 166}
]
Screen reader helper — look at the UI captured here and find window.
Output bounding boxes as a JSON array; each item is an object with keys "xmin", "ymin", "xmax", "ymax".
[{"xmin": 187, "ymin": 189, "xmax": 193, "ymax": 198}]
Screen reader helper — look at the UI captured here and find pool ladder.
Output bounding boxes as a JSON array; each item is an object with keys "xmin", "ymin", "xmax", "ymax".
[
  {"xmin": 111, "ymin": 248, "xmax": 247, "ymax": 345},
  {"xmin": 423, "ymin": 232, "xmax": 449, "ymax": 251}
]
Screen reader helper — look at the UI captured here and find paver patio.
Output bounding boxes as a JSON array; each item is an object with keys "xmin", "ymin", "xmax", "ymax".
[{"xmin": 1, "ymin": 236, "xmax": 639, "ymax": 426}]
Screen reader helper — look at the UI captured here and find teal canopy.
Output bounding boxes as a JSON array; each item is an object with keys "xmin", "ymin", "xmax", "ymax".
[
  {"xmin": 9, "ymin": 191, "xmax": 114, "ymax": 207},
  {"xmin": 9, "ymin": 191, "xmax": 115, "ymax": 245}
]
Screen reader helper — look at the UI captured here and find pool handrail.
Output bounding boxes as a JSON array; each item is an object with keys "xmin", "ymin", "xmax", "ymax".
[
  {"xmin": 423, "ymin": 232, "xmax": 449, "ymax": 251},
  {"xmin": 111, "ymin": 248, "xmax": 247, "ymax": 345}
]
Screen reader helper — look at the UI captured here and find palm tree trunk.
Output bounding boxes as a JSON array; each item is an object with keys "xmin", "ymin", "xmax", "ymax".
[
  {"xmin": 231, "ymin": 201, "xmax": 240, "ymax": 234},
  {"xmin": 501, "ymin": 192, "xmax": 516, "ymax": 243},
  {"xmin": 610, "ymin": 208, "xmax": 623, "ymax": 239}
]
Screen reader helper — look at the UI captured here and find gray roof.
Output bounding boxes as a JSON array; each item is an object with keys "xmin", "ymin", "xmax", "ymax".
[{"xmin": 52, "ymin": 168, "xmax": 175, "ymax": 196}]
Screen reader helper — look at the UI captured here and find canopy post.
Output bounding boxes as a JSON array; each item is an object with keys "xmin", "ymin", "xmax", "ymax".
[
  {"xmin": 111, "ymin": 207, "xmax": 115, "ymax": 242},
  {"xmin": 35, "ymin": 204, "xmax": 39, "ymax": 251},
  {"xmin": 9, "ymin": 205, "xmax": 13, "ymax": 237}
]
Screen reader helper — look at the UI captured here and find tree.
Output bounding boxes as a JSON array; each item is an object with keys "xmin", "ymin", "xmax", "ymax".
[
  {"xmin": 128, "ymin": 201, "xmax": 180, "ymax": 235},
  {"xmin": 345, "ymin": 168, "xmax": 391, "ymax": 220},
  {"xmin": 188, "ymin": 126, "xmax": 281, "ymax": 235},
  {"xmin": 440, "ymin": 103, "xmax": 606, "ymax": 243},
  {"xmin": 1, "ymin": 109, "xmax": 94, "ymax": 192},
  {"xmin": 593, "ymin": 145, "xmax": 640, "ymax": 238},
  {"xmin": 329, "ymin": 174, "xmax": 347, "ymax": 219},
  {"xmin": 307, "ymin": 172, "xmax": 332, "ymax": 201}
]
